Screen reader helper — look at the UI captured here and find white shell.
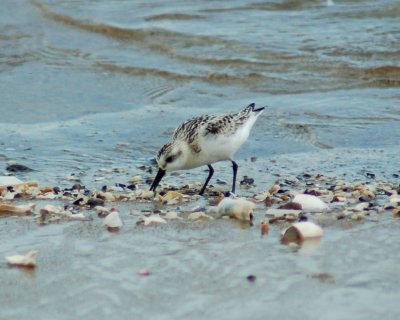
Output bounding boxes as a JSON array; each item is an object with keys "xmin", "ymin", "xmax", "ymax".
[
  {"xmin": 103, "ymin": 211, "xmax": 123, "ymax": 229},
  {"xmin": 165, "ymin": 211, "xmax": 182, "ymax": 220},
  {"xmin": 40, "ymin": 205, "xmax": 62, "ymax": 215},
  {"xmin": 292, "ymin": 194, "xmax": 329, "ymax": 212},
  {"xmin": 281, "ymin": 222, "xmax": 324, "ymax": 243},
  {"xmin": 352, "ymin": 202, "xmax": 370, "ymax": 212},
  {"xmin": 95, "ymin": 206, "xmax": 111, "ymax": 217},
  {"xmin": 389, "ymin": 196, "xmax": 400, "ymax": 204},
  {"xmin": 142, "ymin": 214, "xmax": 167, "ymax": 226},
  {"xmin": 0, "ymin": 203, "xmax": 36, "ymax": 215},
  {"xmin": 188, "ymin": 212, "xmax": 214, "ymax": 221},
  {"xmin": 217, "ymin": 197, "xmax": 255, "ymax": 221},
  {"xmin": 7, "ymin": 250, "xmax": 38, "ymax": 267}
]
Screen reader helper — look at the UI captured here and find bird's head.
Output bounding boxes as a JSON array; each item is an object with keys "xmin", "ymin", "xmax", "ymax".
[
  {"xmin": 149, "ymin": 141, "xmax": 187, "ymax": 192},
  {"xmin": 156, "ymin": 141, "xmax": 187, "ymax": 171}
]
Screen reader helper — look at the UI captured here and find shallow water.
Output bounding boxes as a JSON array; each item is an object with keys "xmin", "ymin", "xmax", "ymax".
[{"xmin": 1, "ymin": 0, "xmax": 400, "ymax": 319}]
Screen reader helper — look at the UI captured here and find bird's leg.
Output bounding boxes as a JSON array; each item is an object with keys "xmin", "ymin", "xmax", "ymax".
[
  {"xmin": 231, "ymin": 160, "xmax": 238, "ymax": 194},
  {"xmin": 199, "ymin": 164, "xmax": 214, "ymax": 195}
]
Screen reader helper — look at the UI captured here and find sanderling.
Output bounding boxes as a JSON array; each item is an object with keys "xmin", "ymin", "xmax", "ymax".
[{"xmin": 150, "ymin": 103, "xmax": 265, "ymax": 195}]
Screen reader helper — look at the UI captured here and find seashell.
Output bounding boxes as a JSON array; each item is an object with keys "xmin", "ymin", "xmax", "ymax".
[
  {"xmin": 36, "ymin": 192, "xmax": 58, "ymax": 200},
  {"xmin": 281, "ymin": 222, "xmax": 323, "ymax": 244},
  {"xmin": 268, "ymin": 184, "xmax": 280, "ymax": 195},
  {"xmin": 351, "ymin": 202, "xmax": 371, "ymax": 212},
  {"xmin": 40, "ymin": 205, "xmax": 63, "ymax": 215},
  {"xmin": 331, "ymin": 195, "xmax": 346, "ymax": 203},
  {"xmin": 253, "ymin": 193, "xmax": 268, "ymax": 202},
  {"xmin": 165, "ymin": 211, "xmax": 182, "ymax": 220},
  {"xmin": 95, "ymin": 206, "xmax": 111, "ymax": 218},
  {"xmin": 350, "ymin": 213, "xmax": 365, "ymax": 221},
  {"xmin": 188, "ymin": 212, "xmax": 214, "ymax": 221},
  {"xmin": 129, "ymin": 209, "xmax": 142, "ymax": 216},
  {"xmin": 260, "ymin": 220, "xmax": 269, "ymax": 236},
  {"xmin": 264, "ymin": 196, "xmax": 275, "ymax": 206},
  {"xmin": 217, "ymin": 197, "xmax": 255, "ymax": 222},
  {"xmin": 138, "ymin": 214, "xmax": 167, "ymax": 226},
  {"xmin": 162, "ymin": 191, "xmax": 184, "ymax": 202},
  {"xmin": 3, "ymin": 192, "xmax": 16, "ymax": 200},
  {"xmin": 389, "ymin": 196, "xmax": 400, "ymax": 204},
  {"xmin": 7, "ymin": 250, "xmax": 37, "ymax": 268},
  {"xmin": 129, "ymin": 175, "xmax": 141, "ymax": 183},
  {"xmin": 0, "ymin": 203, "xmax": 36, "ymax": 215},
  {"xmin": 136, "ymin": 189, "xmax": 154, "ymax": 200},
  {"xmin": 103, "ymin": 210, "xmax": 123, "ymax": 231},
  {"xmin": 138, "ymin": 268, "xmax": 151, "ymax": 276},
  {"xmin": 97, "ymin": 192, "xmax": 116, "ymax": 202},
  {"xmin": 40, "ymin": 187, "xmax": 54, "ymax": 193},
  {"xmin": 292, "ymin": 194, "xmax": 329, "ymax": 212},
  {"xmin": 209, "ymin": 193, "xmax": 224, "ymax": 206}
]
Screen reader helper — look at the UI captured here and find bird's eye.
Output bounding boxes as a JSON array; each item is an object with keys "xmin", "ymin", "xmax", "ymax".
[{"xmin": 165, "ymin": 155, "xmax": 175, "ymax": 163}]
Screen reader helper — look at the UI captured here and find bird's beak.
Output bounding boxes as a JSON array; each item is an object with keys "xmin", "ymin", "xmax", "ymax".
[{"xmin": 149, "ymin": 168, "xmax": 166, "ymax": 192}]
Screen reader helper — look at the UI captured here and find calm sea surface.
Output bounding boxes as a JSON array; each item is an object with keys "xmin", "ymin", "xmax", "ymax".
[{"xmin": 0, "ymin": 1, "xmax": 399, "ymax": 319}]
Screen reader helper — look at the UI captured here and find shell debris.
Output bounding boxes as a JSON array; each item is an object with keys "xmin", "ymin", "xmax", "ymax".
[
  {"xmin": 281, "ymin": 222, "xmax": 323, "ymax": 244},
  {"xmin": 7, "ymin": 250, "xmax": 38, "ymax": 268},
  {"xmin": 188, "ymin": 212, "xmax": 214, "ymax": 221},
  {"xmin": 137, "ymin": 214, "xmax": 167, "ymax": 226},
  {"xmin": 217, "ymin": 197, "xmax": 255, "ymax": 222},
  {"xmin": 103, "ymin": 209, "xmax": 123, "ymax": 231},
  {"xmin": 260, "ymin": 220, "xmax": 269, "ymax": 236},
  {"xmin": 0, "ymin": 203, "xmax": 36, "ymax": 215},
  {"xmin": 292, "ymin": 194, "xmax": 329, "ymax": 212}
]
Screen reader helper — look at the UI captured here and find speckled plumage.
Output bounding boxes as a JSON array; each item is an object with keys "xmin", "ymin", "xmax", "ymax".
[{"xmin": 151, "ymin": 103, "xmax": 265, "ymax": 195}]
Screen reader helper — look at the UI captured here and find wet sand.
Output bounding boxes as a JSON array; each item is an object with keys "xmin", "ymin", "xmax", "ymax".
[{"xmin": 1, "ymin": 147, "xmax": 400, "ymax": 320}]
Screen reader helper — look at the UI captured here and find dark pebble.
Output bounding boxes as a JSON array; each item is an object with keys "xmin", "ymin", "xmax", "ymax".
[
  {"xmin": 87, "ymin": 198, "xmax": 104, "ymax": 207},
  {"xmin": 298, "ymin": 214, "xmax": 308, "ymax": 222},
  {"xmin": 72, "ymin": 184, "xmax": 84, "ymax": 191},
  {"xmin": 240, "ymin": 176, "xmax": 254, "ymax": 185},
  {"xmin": 53, "ymin": 187, "xmax": 61, "ymax": 194},
  {"xmin": 247, "ymin": 275, "xmax": 256, "ymax": 282},
  {"xmin": 216, "ymin": 179, "xmax": 227, "ymax": 185},
  {"xmin": 393, "ymin": 174, "xmax": 399, "ymax": 178},
  {"xmin": 73, "ymin": 198, "xmax": 85, "ymax": 206},
  {"xmin": 304, "ymin": 189, "xmax": 322, "ymax": 196},
  {"xmin": 127, "ymin": 184, "xmax": 136, "ymax": 191},
  {"xmin": 6, "ymin": 186, "xmax": 14, "ymax": 192},
  {"xmin": 101, "ymin": 185, "xmax": 107, "ymax": 192},
  {"xmin": 366, "ymin": 172, "xmax": 375, "ymax": 179},
  {"xmin": 115, "ymin": 183, "xmax": 127, "ymax": 189},
  {"xmin": 6, "ymin": 164, "xmax": 33, "ymax": 172},
  {"xmin": 279, "ymin": 202, "xmax": 302, "ymax": 210}
]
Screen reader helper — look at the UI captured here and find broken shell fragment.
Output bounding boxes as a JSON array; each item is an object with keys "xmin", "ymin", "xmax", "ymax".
[
  {"xmin": 7, "ymin": 250, "xmax": 37, "ymax": 268},
  {"xmin": 268, "ymin": 184, "xmax": 280, "ymax": 195},
  {"xmin": 188, "ymin": 212, "xmax": 214, "ymax": 221},
  {"xmin": 137, "ymin": 214, "xmax": 167, "ymax": 226},
  {"xmin": 281, "ymin": 222, "xmax": 323, "ymax": 244},
  {"xmin": 0, "ymin": 203, "xmax": 36, "ymax": 215},
  {"xmin": 103, "ymin": 210, "xmax": 123, "ymax": 231},
  {"xmin": 260, "ymin": 220, "xmax": 269, "ymax": 236},
  {"xmin": 292, "ymin": 194, "xmax": 329, "ymax": 212},
  {"xmin": 95, "ymin": 206, "xmax": 111, "ymax": 218},
  {"xmin": 217, "ymin": 197, "xmax": 255, "ymax": 222},
  {"xmin": 165, "ymin": 211, "xmax": 182, "ymax": 220}
]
